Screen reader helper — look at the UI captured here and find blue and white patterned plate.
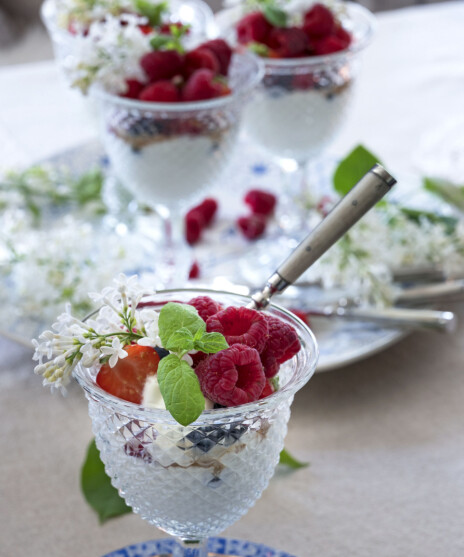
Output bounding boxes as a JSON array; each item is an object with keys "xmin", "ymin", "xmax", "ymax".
[{"xmin": 103, "ymin": 537, "xmax": 295, "ymax": 557}]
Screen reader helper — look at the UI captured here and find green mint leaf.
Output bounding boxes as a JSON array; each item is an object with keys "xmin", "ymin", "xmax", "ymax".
[
  {"xmin": 279, "ymin": 448, "xmax": 309, "ymax": 469},
  {"xmin": 134, "ymin": 0, "xmax": 167, "ymax": 26},
  {"xmin": 158, "ymin": 354, "xmax": 205, "ymax": 426},
  {"xmin": 81, "ymin": 439, "xmax": 131, "ymax": 523},
  {"xmin": 194, "ymin": 331, "xmax": 229, "ymax": 354},
  {"xmin": 263, "ymin": 5, "xmax": 288, "ymax": 27},
  {"xmin": 423, "ymin": 177, "xmax": 464, "ymax": 212},
  {"xmin": 248, "ymin": 41, "xmax": 271, "ymax": 57},
  {"xmin": 73, "ymin": 169, "xmax": 104, "ymax": 206},
  {"xmin": 150, "ymin": 34, "xmax": 172, "ymax": 50},
  {"xmin": 164, "ymin": 327, "xmax": 195, "ymax": 353},
  {"xmin": 158, "ymin": 302, "xmax": 205, "ymax": 349},
  {"xmin": 333, "ymin": 145, "xmax": 382, "ymax": 196}
]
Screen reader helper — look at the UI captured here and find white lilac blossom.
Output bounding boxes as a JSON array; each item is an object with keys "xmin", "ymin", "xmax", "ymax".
[
  {"xmin": 66, "ymin": 13, "xmax": 151, "ymax": 94},
  {"xmin": 33, "ymin": 274, "xmax": 157, "ymax": 392},
  {"xmin": 55, "ymin": 0, "xmax": 135, "ymax": 29}
]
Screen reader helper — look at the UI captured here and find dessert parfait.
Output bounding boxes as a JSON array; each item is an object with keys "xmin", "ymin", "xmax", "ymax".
[
  {"xmin": 218, "ymin": 1, "xmax": 375, "ymax": 162},
  {"xmin": 95, "ymin": 36, "xmax": 263, "ymax": 207},
  {"xmin": 33, "ymin": 275, "xmax": 318, "ymax": 553}
]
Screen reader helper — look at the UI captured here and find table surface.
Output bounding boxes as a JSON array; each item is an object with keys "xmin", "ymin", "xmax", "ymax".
[{"xmin": 1, "ymin": 2, "xmax": 464, "ymax": 556}]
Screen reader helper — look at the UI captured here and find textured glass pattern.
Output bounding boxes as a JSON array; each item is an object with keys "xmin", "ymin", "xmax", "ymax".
[
  {"xmin": 74, "ymin": 289, "xmax": 317, "ymax": 542},
  {"xmin": 88, "ymin": 394, "xmax": 291, "ymax": 538},
  {"xmin": 96, "ymin": 53, "xmax": 262, "ymax": 207}
]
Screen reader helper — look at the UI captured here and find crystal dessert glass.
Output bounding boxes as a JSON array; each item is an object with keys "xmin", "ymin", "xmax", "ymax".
[
  {"xmin": 220, "ymin": 2, "xmax": 375, "ymax": 218},
  {"xmin": 73, "ymin": 288, "xmax": 318, "ymax": 557},
  {"xmin": 94, "ymin": 53, "xmax": 263, "ymax": 286}
]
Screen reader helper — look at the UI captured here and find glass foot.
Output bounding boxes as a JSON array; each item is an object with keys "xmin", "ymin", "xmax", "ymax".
[{"xmin": 102, "ymin": 537, "xmax": 295, "ymax": 557}]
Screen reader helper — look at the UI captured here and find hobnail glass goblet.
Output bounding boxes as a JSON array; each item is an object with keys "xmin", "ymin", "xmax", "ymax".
[
  {"xmin": 73, "ymin": 288, "xmax": 318, "ymax": 557},
  {"xmin": 237, "ymin": 2, "xmax": 375, "ymax": 224},
  {"xmin": 94, "ymin": 53, "xmax": 263, "ymax": 287}
]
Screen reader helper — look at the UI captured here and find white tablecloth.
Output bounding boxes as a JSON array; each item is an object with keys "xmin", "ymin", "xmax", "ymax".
[{"xmin": 1, "ymin": 3, "xmax": 464, "ymax": 556}]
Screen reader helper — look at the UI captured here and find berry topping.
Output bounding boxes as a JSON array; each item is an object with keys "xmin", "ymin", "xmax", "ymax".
[
  {"xmin": 303, "ymin": 3, "xmax": 336, "ymax": 39},
  {"xmin": 267, "ymin": 27, "xmax": 309, "ymax": 58},
  {"xmin": 188, "ymin": 296, "xmax": 223, "ymax": 321},
  {"xmin": 185, "ymin": 208, "xmax": 205, "ymax": 245},
  {"xmin": 183, "ymin": 69, "xmax": 230, "ymax": 101},
  {"xmin": 140, "ymin": 50, "xmax": 184, "ymax": 83},
  {"xmin": 244, "ymin": 189, "xmax": 277, "ymax": 216},
  {"xmin": 236, "ymin": 12, "xmax": 272, "ymax": 45},
  {"xmin": 184, "ymin": 47, "xmax": 221, "ymax": 78},
  {"xmin": 236, "ymin": 214, "xmax": 267, "ymax": 240},
  {"xmin": 96, "ymin": 345, "xmax": 160, "ymax": 404},
  {"xmin": 260, "ymin": 315, "xmax": 301, "ymax": 377},
  {"xmin": 123, "ymin": 79, "xmax": 145, "ymax": 99},
  {"xmin": 335, "ymin": 25, "xmax": 352, "ymax": 47},
  {"xmin": 207, "ymin": 306, "xmax": 269, "ymax": 353},
  {"xmin": 313, "ymin": 35, "xmax": 348, "ymax": 55},
  {"xmin": 139, "ymin": 80, "xmax": 180, "ymax": 102},
  {"xmin": 199, "ymin": 39, "xmax": 233, "ymax": 76},
  {"xmin": 195, "ymin": 344, "xmax": 266, "ymax": 406},
  {"xmin": 188, "ymin": 260, "xmax": 201, "ymax": 279},
  {"xmin": 259, "ymin": 378, "xmax": 275, "ymax": 399}
]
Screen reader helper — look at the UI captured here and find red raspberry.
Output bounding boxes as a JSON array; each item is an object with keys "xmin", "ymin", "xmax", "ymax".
[
  {"xmin": 197, "ymin": 197, "xmax": 218, "ymax": 225},
  {"xmin": 138, "ymin": 24, "xmax": 153, "ymax": 35},
  {"xmin": 236, "ymin": 214, "xmax": 267, "ymax": 240},
  {"xmin": 183, "ymin": 47, "xmax": 221, "ymax": 79},
  {"xmin": 303, "ymin": 3, "xmax": 336, "ymax": 39},
  {"xmin": 260, "ymin": 315, "xmax": 301, "ymax": 377},
  {"xmin": 199, "ymin": 39, "xmax": 233, "ymax": 76},
  {"xmin": 236, "ymin": 12, "xmax": 272, "ymax": 45},
  {"xmin": 139, "ymin": 80, "xmax": 180, "ymax": 102},
  {"xmin": 206, "ymin": 306, "xmax": 269, "ymax": 353},
  {"xmin": 185, "ymin": 208, "xmax": 205, "ymax": 245},
  {"xmin": 188, "ymin": 296, "xmax": 223, "ymax": 321},
  {"xmin": 259, "ymin": 379, "xmax": 275, "ymax": 399},
  {"xmin": 195, "ymin": 344, "xmax": 266, "ymax": 406},
  {"xmin": 267, "ymin": 27, "xmax": 309, "ymax": 58},
  {"xmin": 140, "ymin": 50, "xmax": 184, "ymax": 83},
  {"xmin": 183, "ymin": 69, "xmax": 230, "ymax": 102},
  {"xmin": 122, "ymin": 79, "xmax": 145, "ymax": 99},
  {"xmin": 244, "ymin": 189, "xmax": 277, "ymax": 216},
  {"xmin": 335, "ymin": 25, "xmax": 352, "ymax": 47},
  {"xmin": 188, "ymin": 260, "xmax": 200, "ymax": 279},
  {"xmin": 292, "ymin": 73, "xmax": 316, "ymax": 90},
  {"xmin": 313, "ymin": 35, "xmax": 347, "ymax": 55},
  {"xmin": 190, "ymin": 351, "xmax": 208, "ymax": 368}
]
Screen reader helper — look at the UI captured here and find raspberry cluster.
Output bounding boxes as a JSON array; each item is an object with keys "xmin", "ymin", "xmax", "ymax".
[
  {"xmin": 122, "ymin": 39, "xmax": 233, "ymax": 102},
  {"xmin": 188, "ymin": 297, "xmax": 301, "ymax": 407},
  {"xmin": 236, "ymin": 3, "xmax": 352, "ymax": 58},
  {"xmin": 237, "ymin": 188, "xmax": 277, "ymax": 240},
  {"xmin": 185, "ymin": 198, "xmax": 219, "ymax": 245}
]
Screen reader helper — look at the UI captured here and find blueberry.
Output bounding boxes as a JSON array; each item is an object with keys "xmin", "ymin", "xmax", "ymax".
[{"xmin": 154, "ymin": 346, "xmax": 170, "ymax": 360}]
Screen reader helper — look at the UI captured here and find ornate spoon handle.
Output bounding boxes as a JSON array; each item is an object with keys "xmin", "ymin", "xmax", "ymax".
[{"xmin": 248, "ymin": 165, "xmax": 396, "ymax": 310}]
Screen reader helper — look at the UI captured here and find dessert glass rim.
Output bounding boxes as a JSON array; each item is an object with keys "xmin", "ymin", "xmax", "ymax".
[
  {"xmin": 91, "ymin": 51, "xmax": 265, "ymax": 112},
  {"xmin": 73, "ymin": 287, "xmax": 318, "ymax": 425}
]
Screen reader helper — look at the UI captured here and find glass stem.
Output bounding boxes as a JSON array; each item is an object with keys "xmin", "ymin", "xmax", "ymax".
[
  {"xmin": 172, "ymin": 538, "xmax": 208, "ymax": 557},
  {"xmin": 278, "ymin": 158, "xmax": 308, "ymax": 235},
  {"xmin": 153, "ymin": 204, "xmax": 190, "ymax": 288}
]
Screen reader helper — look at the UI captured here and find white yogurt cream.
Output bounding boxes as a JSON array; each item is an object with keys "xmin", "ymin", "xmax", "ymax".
[{"xmin": 244, "ymin": 82, "xmax": 352, "ymax": 163}]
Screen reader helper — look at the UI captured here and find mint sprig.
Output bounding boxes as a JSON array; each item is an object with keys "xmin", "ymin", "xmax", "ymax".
[
  {"xmin": 157, "ymin": 302, "xmax": 228, "ymax": 425},
  {"xmin": 263, "ymin": 5, "xmax": 287, "ymax": 27},
  {"xmin": 333, "ymin": 144, "xmax": 382, "ymax": 196},
  {"xmin": 133, "ymin": 0, "xmax": 167, "ymax": 27}
]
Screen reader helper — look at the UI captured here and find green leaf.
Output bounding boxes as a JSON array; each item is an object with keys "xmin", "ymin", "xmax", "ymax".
[
  {"xmin": 247, "ymin": 41, "xmax": 271, "ymax": 57},
  {"xmin": 164, "ymin": 327, "xmax": 195, "ymax": 353},
  {"xmin": 158, "ymin": 354, "xmax": 205, "ymax": 426},
  {"xmin": 73, "ymin": 169, "xmax": 104, "ymax": 205},
  {"xmin": 423, "ymin": 177, "xmax": 464, "ymax": 212},
  {"xmin": 333, "ymin": 145, "xmax": 382, "ymax": 196},
  {"xmin": 279, "ymin": 448, "xmax": 309, "ymax": 469},
  {"xmin": 263, "ymin": 5, "xmax": 288, "ymax": 27},
  {"xmin": 194, "ymin": 331, "xmax": 229, "ymax": 354},
  {"xmin": 133, "ymin": 0, "xmax": 167, "ymax": 26},
  {"xmin": 158, "ymin": 302, "xmax": 205, "ymax": 350},
  {"xmin": 149, "ymin": 34, "xmax": 173, "ymax": 50},
  {"xmin": 399, "ymin": 206, "xmax": 458, "ymax": 234},
  {"xmin": 81, "ymin": 439, "xmax": 131, "ymax": 523}
]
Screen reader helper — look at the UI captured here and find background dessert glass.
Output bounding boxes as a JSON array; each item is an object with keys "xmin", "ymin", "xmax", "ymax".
[
  {"xmin": 94, "ymin": 52, "xmax": 263, "ymax": 287},
  {"xmin": 220, "ymin": 2, "xmax": 375, "ymax": 230},
  {"xmin": 73, "ymin": 288, "xmax": 318, "ymax": 557}
]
